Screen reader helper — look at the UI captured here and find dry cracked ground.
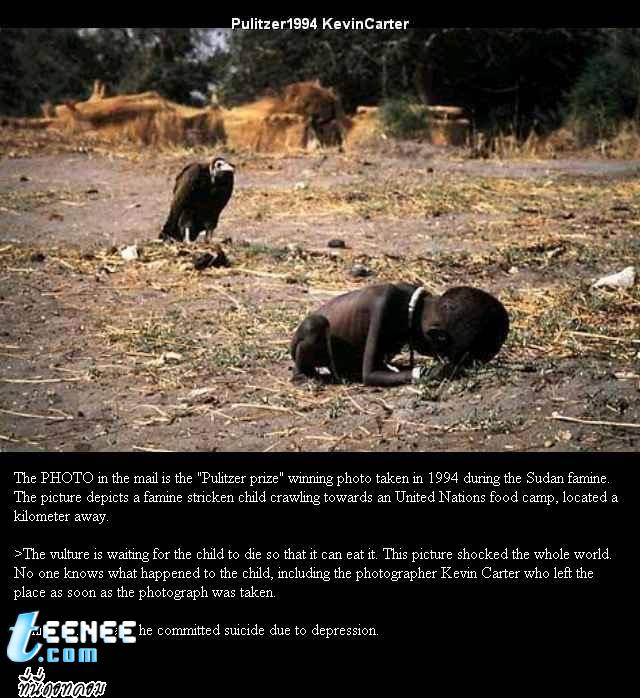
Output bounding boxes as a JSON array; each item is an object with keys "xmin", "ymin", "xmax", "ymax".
[{"xmin": 0, "ymin": 133, "xmax": 638, "ymax": 451}]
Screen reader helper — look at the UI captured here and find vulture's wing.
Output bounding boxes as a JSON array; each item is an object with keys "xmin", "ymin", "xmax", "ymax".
[
  {"xmin": 161, "ymin": 163, "xmax": 207, "ymax": 239},
  {"xmin": 171, "ymin": 163, "xmax": 206, "ymax": 213}
]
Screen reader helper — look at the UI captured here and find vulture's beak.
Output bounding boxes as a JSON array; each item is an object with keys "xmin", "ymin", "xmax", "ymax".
[
  {"xmin": 211, "ymin": 160, "xmax": 235, "ymax": 180},
  {"xmin": 218, "ymin": 161, "xmax": 235, "ymax": 173}
]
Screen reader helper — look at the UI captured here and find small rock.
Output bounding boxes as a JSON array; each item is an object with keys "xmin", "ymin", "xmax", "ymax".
[
  {"xmin": 592, "ymin": 266, "xmax": 636, "ymax": 290},
  {"xmin": 427, "ymin": 167, "xmax": 434, "ymax": 174},
  {"xmin": 30, "ymin": 252, "xmax": 46, "ymax": 263},
  {"xmin": 163, "ymin": 352, "xmax": 183, "ymax": 364},
  {"xmin": 19, "ymin": 175, "xmax": 30, "ymax": 182},
  {"xmin": 293, "ymin": 181, "xmax": 309, "ymax": 191},
  {"xmin": 508, "ymin": 266, "xmax": 519, "ymax": 275},
  {"xmin": 85, "ymin": 188, "xmax": 99, "ymax": 194},
  {"xmin": 120, "ymin": 245, "xmax": 139, "ymax": 262},
  {"xmin": 48, "ymin": 212, "xmax": 64, "ymax": 222},
  {"xmin": 544, "ymin": 440, "xmax": 553, "ymax": 448},
  {"xmin": 327, "ymin": 239, "xmax": 346, "ymax": 249},
  {"xmin": 351, "ymin": 264, "xmax": 373, "ymax": 278},
  {"xmin": 287, "ymin": 243, "xmax": 303, "ymax": 254},
  {"xmin": 180, "ymin": 387, "xmax": 219, "ymax": 405}
]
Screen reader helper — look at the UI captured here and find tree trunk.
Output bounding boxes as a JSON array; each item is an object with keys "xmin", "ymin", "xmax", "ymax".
[{"xmin": 414, "ymin": 61, "xmax": 434, "ymax": 105}]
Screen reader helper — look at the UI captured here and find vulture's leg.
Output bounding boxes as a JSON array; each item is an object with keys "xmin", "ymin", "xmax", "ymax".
[{"xmin": 178, "ymin": 212, "xmax": 195, "ymax": 244}]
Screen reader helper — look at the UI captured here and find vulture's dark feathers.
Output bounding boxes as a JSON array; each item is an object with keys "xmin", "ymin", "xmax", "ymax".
[{"xmin": 160, "ymin": 157, "xmax": 234, "ymax": 243}]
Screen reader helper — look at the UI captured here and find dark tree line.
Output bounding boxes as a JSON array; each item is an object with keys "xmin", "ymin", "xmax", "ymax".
[
  {"xmin": 220, "ymin": 27, "xmax": 638, "ymax": 134},
  {"xmin": 1, "ymin": 27, "xmax": 638, "ymax": 136},
  {"xmin": 0, "ymin": 28, "xmax": 224, "ymax": 115}
]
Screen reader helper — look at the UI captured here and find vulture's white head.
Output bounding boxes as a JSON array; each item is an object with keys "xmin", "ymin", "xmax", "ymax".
[{"xmin": 209, "ymin": 157, "xmax": 235, "ymax": 182}]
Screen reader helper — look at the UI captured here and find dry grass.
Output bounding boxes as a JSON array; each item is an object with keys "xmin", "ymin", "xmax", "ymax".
[
  {"xmin": 222, "ymin": 82, "xmax": 340, "ymax": 152},
  {"xmin": 2, "ymin": 81, "xmax": 341, "ymax": 153},
  {"xmin": 52, "ymin": 93, "xmax": 226, "ymax": 148},
  {"xmin": 472, "ymin": 120, "xmax": 640, "ymax": 160},
  {"xmin": 223, "ymin": 103, "xmax": 310, "ymax": 152},
  {"xmin": 1, "ymin": 140, "xmax": 638, "ymax": 451},
  {"xmin": 2, "ymin": 229, "xmax": 637, "ymax": 452},
  {"xmin": 2, "ymin": 226, "xmax": 637, "ymax": 393},
  {"xmin": 228, "ymin": 173, "xmax": 640, "ymax": 223},
  {"xmin": 607, "ymin": 120, "xmax": 640, "ymax": 159}
]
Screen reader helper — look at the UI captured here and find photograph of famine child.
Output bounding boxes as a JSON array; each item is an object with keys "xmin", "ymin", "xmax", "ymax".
[{"xmin": 0, "ymin": 27, "xmax": 638, "ymax": 452}]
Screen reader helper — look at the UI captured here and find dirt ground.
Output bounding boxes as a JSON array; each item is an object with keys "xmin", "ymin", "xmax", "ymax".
[{"xmin": 1, "ymin": 133, "xmax": 638, "ymax": 451}]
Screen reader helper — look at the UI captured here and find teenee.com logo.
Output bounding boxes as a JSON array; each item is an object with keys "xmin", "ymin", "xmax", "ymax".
[{"xmin": 8, "ymin": 612, "xmax": 136, "ymax": 664}]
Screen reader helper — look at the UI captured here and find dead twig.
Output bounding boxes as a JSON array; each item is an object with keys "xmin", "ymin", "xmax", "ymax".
[
  {"xmin": 204, "ymin": 283, "xmax": 245, "ymax": 311},
  {"xmin": 568, "ymin": 331, "xmax": 640, "ymax": 345},
  {"xmin": 328, "ymin": 431, "xmax": 353, "ymax": 451},
  {"xmin": 0, "ymin": 434, "xmax": 42, "ymax": 446},
  {"xmin": 341, "ymin": 388, "xmax": 376, "ymax": 415},
  {"xmin": 132, "ymin": 446, "xmax": 177, "ymax": 452},
  {"xmin": 0, "ymin": 408, "xmax": 71, "ymax": 421},
  {"xmin": 49, "ymin": 257, "xmax": 76, "ymax": 271},
  {"xmin": 550, "ymin": 412, "xmax": 640, "ymax": 430},
  {"xmin": 230, "ymin": 402, "xmax": 305, "ymax": 418},
  {"xmin": 0, "ymin": 377, "xmax": 84, "ymax": 384}
]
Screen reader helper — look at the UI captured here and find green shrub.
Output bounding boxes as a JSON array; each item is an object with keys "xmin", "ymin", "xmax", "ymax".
[
  {"xmin": 379, "ymin": 98, "xmax": 429, "ymax": 139},
  {"xmin": 568, "ymin": 30, "xmax": 640, "ymax": 144}
]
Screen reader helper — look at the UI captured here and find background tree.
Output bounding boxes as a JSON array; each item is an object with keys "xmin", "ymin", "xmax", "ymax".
[
  {"xmin": 0, "ymin": 26, "xmax": 635, "ymax": 143},
  {"xmin": 568, "ymin": 28, "xmax": 640, "ymax": 140},
  {"xmin": 220, "ymin": 27, "xmax": 603, "ymax": 134},
  {"xmin": 0, "ymin": 28, "xmax": 224, "ymax": 115},
  {"xmin": 0, "ymin": 28, "xmax": 98, "ymax": 115},
  {"xmin": 115, "ymin": 29, "xmax": 210, "ymax": 103}
]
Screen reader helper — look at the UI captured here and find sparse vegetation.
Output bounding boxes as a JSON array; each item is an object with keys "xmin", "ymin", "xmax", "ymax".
[
  {"xmin": 1, "ymin": 133, "xmax": 638, "ymax": 451},
  {"xmin": 568, "ymin": 29, "xmax": 640, "ymax": 145},
  {"xmin": 379, "ymin": 99, "xmax": 429, "ymax": 139}
]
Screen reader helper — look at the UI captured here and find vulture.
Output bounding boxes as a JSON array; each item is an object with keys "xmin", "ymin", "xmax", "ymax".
[{"xmin": 160, "ymin": 157, "xmax": 235, "ymax": 243}]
